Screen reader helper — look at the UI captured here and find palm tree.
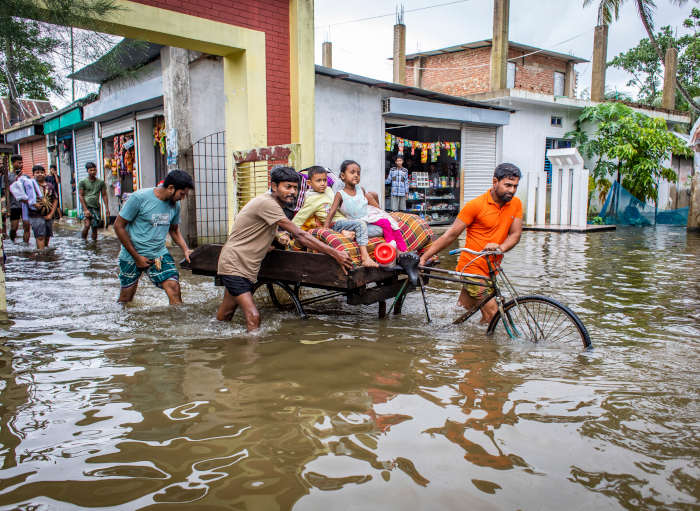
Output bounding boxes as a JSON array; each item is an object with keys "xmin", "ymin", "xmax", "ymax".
[{"xmin": 584, "ymin": 0, "xmax": 699, "ymax": 113}]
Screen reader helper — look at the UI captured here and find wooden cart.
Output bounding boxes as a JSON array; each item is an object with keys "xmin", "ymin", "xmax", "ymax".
[{"xmin": 183, "ymin": 245, "xmax": 419, "ymax": 319}]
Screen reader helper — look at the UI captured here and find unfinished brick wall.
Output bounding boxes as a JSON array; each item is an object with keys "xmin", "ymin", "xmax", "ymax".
[
  {"xmin": 406, "ymin": 47, "xmax": 491, "ymax": 96},
  {"xmin": 508, "ymin": 48, "xmax": 569, "ymax": 95},
  {"xmin": 406, "ymin": 45, "xmax": 573, "ymax": 97},
  {"xmin": 131, "ymin": 0, "xmax": 291, "ymax": 146}
]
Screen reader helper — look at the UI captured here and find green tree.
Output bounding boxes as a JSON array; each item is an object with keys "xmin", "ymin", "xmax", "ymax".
[
  {"xmin": 584, "ymin": 0, "xmax": 700, "ymax": 113},
  {"xmin": 0, "ymin": 0, "xmax": 119, "ymax": 124},
  {"xmin": 609, "ymin": 9, "xmax": 700, "ymax": 111},
  {"xmin": 566, "ymin": 102, "xmax": 693, "ymax": 204}
]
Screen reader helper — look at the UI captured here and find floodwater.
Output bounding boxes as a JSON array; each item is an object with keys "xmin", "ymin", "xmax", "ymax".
[{"xmin": 0, "ymin": 224, "xmax": 698, "ymax": 510}]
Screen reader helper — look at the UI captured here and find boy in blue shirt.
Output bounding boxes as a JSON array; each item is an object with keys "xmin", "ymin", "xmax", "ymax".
[{"xmin": 114, "ymin": 170, "xmax": 194, "ymax": 305}]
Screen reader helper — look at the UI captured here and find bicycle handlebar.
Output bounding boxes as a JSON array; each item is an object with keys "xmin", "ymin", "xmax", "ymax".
[{"xmin": 448, "ymin": 248, "xmax": 503, "ymax": 256}]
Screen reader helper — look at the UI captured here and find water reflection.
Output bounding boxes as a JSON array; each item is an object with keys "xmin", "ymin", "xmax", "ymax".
[{"xmin": 0, "ymin": 226, "xmax": 697, "ymax": 509}]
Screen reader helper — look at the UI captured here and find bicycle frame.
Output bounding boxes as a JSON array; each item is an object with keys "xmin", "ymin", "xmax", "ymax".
[{"xmin": 417, "ymin": 251, "xmax": 543, "ymax": 339}]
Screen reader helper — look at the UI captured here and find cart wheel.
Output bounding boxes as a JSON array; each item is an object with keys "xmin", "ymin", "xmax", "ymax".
[{"xmin": 253, "ymin": 280, "xmax": 308, "ymax": 319}]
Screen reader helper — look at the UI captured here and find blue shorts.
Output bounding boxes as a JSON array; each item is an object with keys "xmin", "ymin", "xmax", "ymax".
[{"xmin": 118, "ymin": 253, "xmax": 179, "ymax": 288}]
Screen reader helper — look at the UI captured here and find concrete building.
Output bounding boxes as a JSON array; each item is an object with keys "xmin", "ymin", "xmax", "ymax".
[
  {"xmin": 315, "ymin": 65, "xmax": 511, "ymax": 226},
  {"xmin": 404, "ymin": 40, "xmax": 691, "ymax": 219},
  {"xmin": 70, "ymin": 39, "xmax": 227, "ymax": 242},
  {"xmin": 2, "ymin": 116, "xmax": 51, "ymax": 174},
  {"xmin": 42, "ymin": 97, "xmax": 99, "ymax": 211}
]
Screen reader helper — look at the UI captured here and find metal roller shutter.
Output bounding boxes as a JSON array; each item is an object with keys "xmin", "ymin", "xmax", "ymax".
[
  {"xmin": 462, "ymin": 125, "xmax": 497, "ymax": 203},
  {"xmin": 74, "ymin": 127, "xmax": 97, "ymax": 215},
  {"xmin": 31, "ymin": 140, "xmax": 48, "ymax": 170},
  {"xmin": 101, "ymin": 115, "xmax": 134, "ymax": 138}
]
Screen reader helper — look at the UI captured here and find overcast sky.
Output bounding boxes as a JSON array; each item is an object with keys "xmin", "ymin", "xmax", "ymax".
[{"xmin": 314, "ymin": 0, "xmax": 696, "ymax": 98}]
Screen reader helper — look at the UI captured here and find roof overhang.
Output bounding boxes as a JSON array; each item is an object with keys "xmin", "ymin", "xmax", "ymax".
[
  {"xmin": 315, "ymin": 65, "xmax": 512, "ymax": 113},
  {"xmin": 464, "ymin": 89, "xmax": 692, "ymax": 125},
  {"xmin": 383, "ymin": 97, "xmax": 509, "ymax": 126},
  {"xmin": 83, "ymin": 73, "xmax": 163, "ymax": 122},
  {"xmin": 5, "ymin": 124, "xmax": 43, "ymax": 143},
  {"xmin": 405, "ymin": 39, "xmax": 588, "ymax": 64},
  {"xmin": 69, "ymin": 39, "xmax": 164, "ymax": 84},
  {"xmin": 44, "ymin": 106, "xmax": 90, "ymax": 134}
]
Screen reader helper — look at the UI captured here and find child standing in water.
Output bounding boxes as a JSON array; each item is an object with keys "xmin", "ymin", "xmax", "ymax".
[{"xmin": 325, "ymin": 160, "xmax": 408, "ymax": 262}]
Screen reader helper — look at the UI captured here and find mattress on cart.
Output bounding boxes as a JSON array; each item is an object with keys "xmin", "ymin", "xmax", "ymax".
[{"xmin": 289, "ymin": 212, "xmax": 434, "ymax": 265}]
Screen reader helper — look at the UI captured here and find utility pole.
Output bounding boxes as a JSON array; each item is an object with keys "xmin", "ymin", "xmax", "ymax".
[{"xmin": 70, "ymin": 27, "xmax": 75, "ymax": 102}]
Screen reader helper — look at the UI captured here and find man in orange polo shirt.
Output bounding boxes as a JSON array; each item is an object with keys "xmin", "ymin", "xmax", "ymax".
[{"xmin": 419, "ymin": 163, "xmax": 523, "ymax": 323}]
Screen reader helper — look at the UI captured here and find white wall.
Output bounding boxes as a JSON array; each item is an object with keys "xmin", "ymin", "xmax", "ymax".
[
  {"xmin": 497, "ymin": 101, "xmax": 586, "ymax": 214},
  {"xmin": 137, "ymin": 117, "xmax": 156, "ymax": 188},
  {"xmin": 314, "ymin": 75, "xmax": 385, "ymax": 199},
  {"xmin": 189, "ymin": 57, "xmax": 225, "ymax": 144}
]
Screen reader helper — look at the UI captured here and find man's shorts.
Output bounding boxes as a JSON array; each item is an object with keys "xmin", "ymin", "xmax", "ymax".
[
  {"xmin": 80, "ymin": 206, "xmax": 102, "ymax": 229},
  {"xmin": 220, "ymin": 275, "xmax": 255, "ymax": 296},
  {"xmin": 118, "ymin": 253, "xmax": 179, "ymax": 289},
  {"xmin": 461, "ymin": 277, "xmax": 494, "ymax": 301},
  {"xmin": 29, "ymin": 216, "xmax": 53, "ymax": 238},
  {"xmin": 10, "ymin": 207, "xmax": 22, "ymax": 221}
]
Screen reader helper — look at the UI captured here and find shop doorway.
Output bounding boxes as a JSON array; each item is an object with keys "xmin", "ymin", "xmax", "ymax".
[
  {"xmin": 385, "ymin": 124, "xmax": 461, "ymax": 226},
  {"xmin": 101, "ymin": 130, "xmax": 136, "ymax": 214}
]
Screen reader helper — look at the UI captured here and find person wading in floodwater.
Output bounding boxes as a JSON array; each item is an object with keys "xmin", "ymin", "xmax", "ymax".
[
  {"xmin": 8, "ymin": 155, "xmax": 31, "ymax": 243},
  {"xmin": 419, "ymin": 163, "xmax": 523, "ymax": 324},
  {"xmin": 216, "ymin": 166, "xmax": 352, "ymax": 332},
  {"xmin": 78, "ymin": 162, "xmax": 110, "ymax": 241},
  {"xmin": 114, "ymin": 169, "xmax": 194, "ymax": 305}
]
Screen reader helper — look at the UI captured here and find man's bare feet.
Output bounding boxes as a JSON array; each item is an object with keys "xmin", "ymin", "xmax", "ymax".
[
  {"xmin": 341, "ymin": 230, "xmax": 355, "ymax": 240},
  {"xmin": 361, "ymin": 256, "xmax": 379, "ymax": 267}
]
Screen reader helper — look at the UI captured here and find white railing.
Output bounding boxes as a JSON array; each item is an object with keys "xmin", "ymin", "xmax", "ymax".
[{"xmin": 525, "ymin": 148, "xmax": 589, "ymax": 227}]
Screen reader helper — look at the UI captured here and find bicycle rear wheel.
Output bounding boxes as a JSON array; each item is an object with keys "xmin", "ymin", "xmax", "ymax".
[{"xmin": 487, "ymin": 295, "xmax": 591, "ymax": 349}]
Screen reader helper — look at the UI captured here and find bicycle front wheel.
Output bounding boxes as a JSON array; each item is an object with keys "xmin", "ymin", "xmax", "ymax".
[{"xmin": 487, "ymin": 295, "xmax": 591, "ymax": 349}]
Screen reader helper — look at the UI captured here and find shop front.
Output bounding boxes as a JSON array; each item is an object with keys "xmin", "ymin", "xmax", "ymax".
[
  {"xmin": 384, "ymin": 125, "xmax": 462, "ymax": 226},
  {"xmin": 314, "ymin": 67, "xmax": 511, "ymax": 224},
  {"xmin": 4, "ymin": 119, "xmax": 48, "ymax": 176},
  {"xmin": 43, "ymin": 101, "xmax": 95, "ymax": 213},
  {"xmin": 98, "ymin": 115, "xmax": 137, "ymax": 217}
]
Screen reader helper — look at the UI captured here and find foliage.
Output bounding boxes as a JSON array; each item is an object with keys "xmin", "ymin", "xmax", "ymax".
[
  {"xmin": 566, "ymin": 102, "xmax": 693, "ymax": 203},
  {"xmin": 608, "ymin": 9, "xmax": 700, "ymax": 112},
  {"xmin": 0, "ymin": 0, "xmax": 120, "ymax": 121},
  {"xmin": 0, "ymin": 16, "xmax": 62, "ymax": 101},
  {"xmin": 590, "ymin": 216, "xmax": 605, "ymax": 225},
  {"xmin": 583, "ymin": 0, "xmax": 699, "ymax": 113}
]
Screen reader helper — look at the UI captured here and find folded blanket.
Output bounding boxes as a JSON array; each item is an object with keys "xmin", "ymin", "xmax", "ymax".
[{"xmin": 289, "ymin": 212, "xmax": 434, "ymax": 265}]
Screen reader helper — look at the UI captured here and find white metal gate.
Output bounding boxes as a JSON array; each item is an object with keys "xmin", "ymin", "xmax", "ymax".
[{"xmin": 462, "ymin": 125, "xmax": 497, "ymax": 203}]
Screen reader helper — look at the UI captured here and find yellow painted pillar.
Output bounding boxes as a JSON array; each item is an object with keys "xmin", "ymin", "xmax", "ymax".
[{"xmin": 289, "ymin": 0, "xmax": 316, "ymax": 169}]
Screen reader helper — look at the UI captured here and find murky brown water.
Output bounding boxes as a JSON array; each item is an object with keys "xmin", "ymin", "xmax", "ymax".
[{"xmin": 0, "ymin": 225, "xmax": 698, "ymax": 510}]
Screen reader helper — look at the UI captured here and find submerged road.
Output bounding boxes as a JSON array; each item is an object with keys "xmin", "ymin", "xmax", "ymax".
[{"xmin": 0, "ymin": 224, "xmax": 698, "ymax": 509}]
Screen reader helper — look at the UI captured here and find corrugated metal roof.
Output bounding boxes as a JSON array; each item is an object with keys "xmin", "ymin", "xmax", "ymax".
[
  {"xmin": 69, "ymin": 38, "xmax": 163, "ymax": 84},
  {"xmin": 315, "ymin": 65, "xmax": 512, "ymax": 112},
  {"xmin": 0, "ymin": 97, "xmax": 53, "ymax": 131},
  {"xmin": 405, "ymin": 39, "xmax": 588, "ymax": 64}
]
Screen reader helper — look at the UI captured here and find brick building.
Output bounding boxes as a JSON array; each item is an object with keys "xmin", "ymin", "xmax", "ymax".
[{"xmin": 405, "ymin": 40, "xmax": 584, "ymax": 98}]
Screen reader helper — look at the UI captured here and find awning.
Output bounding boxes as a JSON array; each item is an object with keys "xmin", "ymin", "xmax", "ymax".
[
  {"xmin": 43, "ymin": 106, "xmax": 90, "ymax": 134},
  {"xmin": 382, "ymin": 97, "xmax": 510, "ymax": 126}
]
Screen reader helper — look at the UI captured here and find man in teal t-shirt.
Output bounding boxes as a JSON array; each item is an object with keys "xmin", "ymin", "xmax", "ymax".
[{"xmin": 114, "ymin": 170, "xmax": 194, "ymax": 305}]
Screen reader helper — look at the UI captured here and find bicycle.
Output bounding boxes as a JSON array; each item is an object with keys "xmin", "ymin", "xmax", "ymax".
[{"xmin": 414, "ymin": 247, "xmax": 592, "ymax": 349}]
